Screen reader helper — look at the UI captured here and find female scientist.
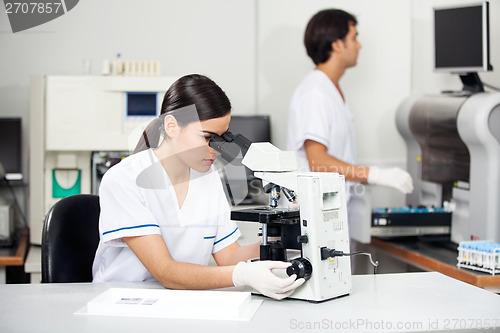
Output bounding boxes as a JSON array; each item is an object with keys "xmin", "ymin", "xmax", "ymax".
[{"xmin": 92, "ymin": 74, "xmax": 304, "ymax": 300}]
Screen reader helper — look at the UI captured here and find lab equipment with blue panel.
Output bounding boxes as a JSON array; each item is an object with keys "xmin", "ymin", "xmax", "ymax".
[
  {"xmin": 395, "ymin": 92, "xmax": 500, "ymax": 243},
  {"xmin": 377, "ymin": 1, "xmax": 500, "ymax": 242},
  {"xmin": 29, "ymin": 76, "xmax": 177, "ymax": 245}
]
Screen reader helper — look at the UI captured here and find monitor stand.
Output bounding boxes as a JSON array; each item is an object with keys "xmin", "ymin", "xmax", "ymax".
[
  {"xmin": 441, "ymin": 72, "xmax": 485, "ymax": 96},
  {"xmin": 459, "ymin": 72, "xmax": 484, "ymax": 93}
]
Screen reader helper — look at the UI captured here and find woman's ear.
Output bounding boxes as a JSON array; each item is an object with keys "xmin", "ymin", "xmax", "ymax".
[{"xmin": 163, "ymin": 115, "xmax": 179, "ymax": 138}]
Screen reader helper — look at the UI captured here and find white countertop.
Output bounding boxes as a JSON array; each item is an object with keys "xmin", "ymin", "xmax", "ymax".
[{"xmin": 1, "ymin": 272, "xmax": 499, "ymax": 332}]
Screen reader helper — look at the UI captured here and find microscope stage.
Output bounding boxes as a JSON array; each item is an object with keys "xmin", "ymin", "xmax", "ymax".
[{"xmin": 231, "ymin": 207, "xmax": 300, "ymax": 224}]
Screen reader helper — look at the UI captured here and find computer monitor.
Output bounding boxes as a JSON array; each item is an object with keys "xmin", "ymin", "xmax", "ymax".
[
  {"xmin": 0, "ymin": 118, "xmax": 22, "ymax": 181},
  {"xmin": 222, "ymin": 115, "xmax": 271, "ymax": 205},
  {"xmin": 126, "ymin": 92, "xmax": 158, "ymax": 117},
  {"xmin": 228, "ymin": 115, "xmax": 271, "ymax": 143},
  {"xmin": 434, "ymin": 1, "xmax": 492, "ymax": 92},
  {"xmin": 434, "ymin": 1, "xmax": 491, "ymax": 72}
]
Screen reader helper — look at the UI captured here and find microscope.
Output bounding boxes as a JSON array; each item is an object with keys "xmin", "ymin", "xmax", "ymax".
[{"xmin": 210, "ymin": 132, "xmax": 352, "ymax": 302}]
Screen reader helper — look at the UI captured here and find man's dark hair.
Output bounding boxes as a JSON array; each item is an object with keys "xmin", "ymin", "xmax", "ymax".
[{"xmin": 304, "ymin": 9, "xmax": 357, "ymax": 65}]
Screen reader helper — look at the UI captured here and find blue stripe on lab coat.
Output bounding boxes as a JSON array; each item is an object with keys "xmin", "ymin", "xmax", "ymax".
[
  {"xmin": 214, "ymin": 227, "xmax": 239, "ymax": 245},
  {"xmin": 103, "ymin": 224, "xmax": 160, "ymax": 235}
]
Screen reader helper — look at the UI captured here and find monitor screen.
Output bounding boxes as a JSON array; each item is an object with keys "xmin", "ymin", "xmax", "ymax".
[
  {"xmin": 126, "ymin": 92, "xmax": 158, "ymax": 116},
  {"xmin": 434, "ymin": 1, "xmax": 491, "ymax": 72},
  {"xmin": 222, "ymin": 115, "xmax": 271, "ymax": 205},
  {"xmin": 0, "ymin": 118, "xmax": 22, "ymax": 180},
  {"xmin": 228, "ymin": 115, "xmax": 271, "ymax": 143}
]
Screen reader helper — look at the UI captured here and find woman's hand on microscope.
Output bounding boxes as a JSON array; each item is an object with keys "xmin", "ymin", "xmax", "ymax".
[{"xmin": 232, "ymin": 261, "xmax": 305, "ymax": 300}]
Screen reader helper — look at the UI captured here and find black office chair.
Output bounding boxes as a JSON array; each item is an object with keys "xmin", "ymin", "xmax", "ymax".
[{"xmin": 41, "ymin": 194, "xmax": 100, "ymax": 283}]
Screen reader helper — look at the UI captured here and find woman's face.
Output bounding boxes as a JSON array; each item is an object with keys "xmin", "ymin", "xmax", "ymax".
[{"xmin": 173, "ymin": 113, "xmax": 231, "ymax": 173}]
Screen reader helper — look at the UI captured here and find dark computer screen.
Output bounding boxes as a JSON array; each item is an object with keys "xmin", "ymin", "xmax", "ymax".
[
  {"xmin": 0, "ymin": 118, "xmax": 22, "ymax": 177},
  {"xmin": 228, "ymin": 115, "xmax": 271, "ymax": 143},
  {"xmin": 434, "ymin": 2, "xmax": 490, "ymax": 72},
  {"xmin": 224, "ymin": 115, "xmax": 271, "ymax": 205},
  {"xmin": 126, "ymin": 92, "xmax": 158, "ymax": 116}
]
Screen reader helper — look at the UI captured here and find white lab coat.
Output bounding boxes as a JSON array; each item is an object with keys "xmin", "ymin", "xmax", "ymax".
[
  {"xmin": 92, "ymin": 149, "xmax": 240, "ymax": 283},
  {"xmin": 287, "ymin": 69, "xmax": 358, "ymax": 205}
]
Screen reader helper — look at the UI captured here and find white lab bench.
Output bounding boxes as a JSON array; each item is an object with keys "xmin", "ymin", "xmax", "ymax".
[
  {"xmin": 24, "ymin": 244, "xmax": 41, "ymax": 283},
  {"xmin": 1, "ymin": 272, "xmax": 499, "ymax": 332}
]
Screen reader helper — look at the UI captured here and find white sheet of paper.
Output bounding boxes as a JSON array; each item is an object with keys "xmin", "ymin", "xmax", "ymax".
[{"xmin": 74, "ymin": 288, "xmax": 262, "ymax": 321}]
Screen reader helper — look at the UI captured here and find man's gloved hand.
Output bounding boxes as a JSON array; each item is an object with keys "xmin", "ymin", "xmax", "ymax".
[
  {"xmin": 367, "ymin": 166, "xmax": 414, "ymax": 194},
  {"xmin": 232, "ymin": 261, "xmax": 305, "ymax": 300}
]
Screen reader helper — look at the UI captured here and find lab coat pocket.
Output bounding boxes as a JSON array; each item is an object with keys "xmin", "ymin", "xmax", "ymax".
[
  {"xmin": 201, "ymin": 226, "xmax": 218, "ymax": 257},
  {"xmin": 203, "ymin": 234, "xmax": 216, "ymax": 241},
  {"xmin": 202, "ymin": 226, "xmax": 217, "ymax": 242}
]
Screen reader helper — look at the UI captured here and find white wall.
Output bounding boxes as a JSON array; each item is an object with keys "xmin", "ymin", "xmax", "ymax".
[
  {"xmin": 0, "ymin": 0, "xmax": 257, "ymax": 115},
  {"xmin": 257, "ymin": 0, "xmax": 412, "ymax": 163}
]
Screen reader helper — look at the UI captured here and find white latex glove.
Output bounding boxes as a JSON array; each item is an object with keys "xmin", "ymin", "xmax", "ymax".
[
  {"xmin": 232, "ymin": 261, "xmax": 305, "ymax": 300},
  {"xmin": 367, "ymin": 166, "xmax": 414, "ymax": 194}
]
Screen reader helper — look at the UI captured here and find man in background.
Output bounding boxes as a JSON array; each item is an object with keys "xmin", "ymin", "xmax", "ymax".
[{"xmin": 287, "ymin": 9, "xmax": 413, "ymax": 221}]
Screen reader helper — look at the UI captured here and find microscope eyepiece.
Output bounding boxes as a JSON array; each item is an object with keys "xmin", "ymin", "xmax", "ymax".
[
  {"xmin": 208, "ymin": 131, "xmax": 253, "ymax": 163},
  {"xmin": 221, "ymin": 131, "xmax": 235, "ymax": 142},
  {"xmin": 208, "ymin": 134, "xmax": 226, "ymax": 152}
]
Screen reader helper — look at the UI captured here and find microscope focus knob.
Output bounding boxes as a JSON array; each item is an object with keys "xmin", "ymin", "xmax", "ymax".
[
  {"xmin": 286, "ymin": 258, "xmax": 312, "ymax": 281},
  {"xmin": 297, "ymin": 235, "xmax": 308, "ymax": 244}
]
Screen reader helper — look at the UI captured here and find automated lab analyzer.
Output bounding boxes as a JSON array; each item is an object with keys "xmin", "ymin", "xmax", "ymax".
[{"xmin": 377, "ymin": 2, "xmax": 500, "ymax": 242}]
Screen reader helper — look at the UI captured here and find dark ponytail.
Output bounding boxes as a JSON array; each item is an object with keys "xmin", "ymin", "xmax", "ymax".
[{"xmin": 133, "ymin": 74, "xmax": 231, "ymax": 154}]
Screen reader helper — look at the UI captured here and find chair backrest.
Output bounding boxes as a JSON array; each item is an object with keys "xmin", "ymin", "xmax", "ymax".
[{"xmin": 41, "ymin": 194, "xmax": 100, "ymax": 283}]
